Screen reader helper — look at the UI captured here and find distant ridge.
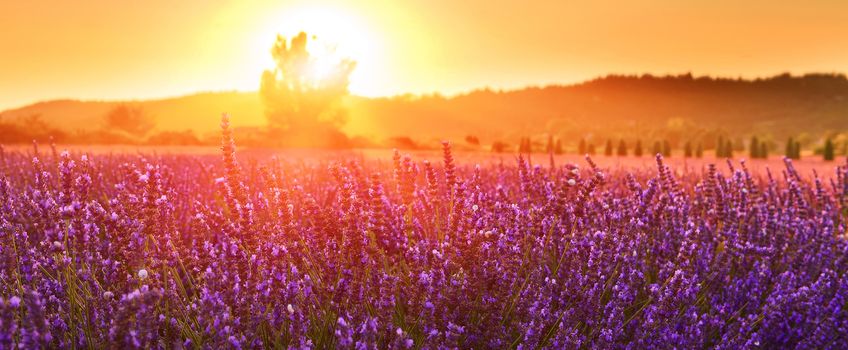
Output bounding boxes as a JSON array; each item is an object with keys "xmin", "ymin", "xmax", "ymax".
[
  {"xmin": 344, "ymin": 73, "xmax": 848, "ymax": 143},
  {"xmin": 3, "ymin": 73, "xmax": 848, "ymax": 144},
  {"xmin": 0, "ymin": 91, "xmax": 265, "ymax": 136}
]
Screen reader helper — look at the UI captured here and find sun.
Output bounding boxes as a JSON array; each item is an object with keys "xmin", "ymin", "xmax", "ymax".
[
  {"xmin": 250, "ymin": 5, "xmax": 383, "ymax": 96},
  {"xmin": 300, "ymin": 34, "xmax": 349, "ymax": 85}
]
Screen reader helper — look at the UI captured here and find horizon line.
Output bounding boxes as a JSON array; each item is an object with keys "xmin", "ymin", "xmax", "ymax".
[{"xmin": 3, "ymin": 70, "xmax": 847, "ymax": 112}]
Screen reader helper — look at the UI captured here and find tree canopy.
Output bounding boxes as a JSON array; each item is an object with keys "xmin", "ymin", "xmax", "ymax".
[{"xmin": 260, "ymin": 32, "xmax": 356, "ymax": 148}]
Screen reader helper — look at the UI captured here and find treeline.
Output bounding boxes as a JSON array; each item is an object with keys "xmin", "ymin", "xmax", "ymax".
[
  {"xmin": 355, "ymin": 73, "xmax": 848, "ymax": 144},
  {"xmin": 498, "ymin": 134, "xmax": 847, "ymax": 161},
  {"xmin": 509, "ymin": 137, "xmax": 701, "ymax": 158},
  {"xmin": 0, "ymin": 106, "xmax": 210, "ymax": 146},
  {"xmin": 0, "ymin": 118, "xmax": 208, "ymax": 146},
  {"xmin": 3, "ymin": 99, "xmax": 846, "ymax": 162}
]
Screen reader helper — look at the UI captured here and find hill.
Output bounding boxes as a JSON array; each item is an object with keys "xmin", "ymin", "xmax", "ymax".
[
  {"xmin": 0, "ymin": 91, "xmax": 265, "ymax": 137},
  {"xmin": 2, "ymin": 73, "xmax": 848, "ymax": 149},
  {"xmin": 345, "ymin": 73, "xmax": 848, "ymax": 148}
]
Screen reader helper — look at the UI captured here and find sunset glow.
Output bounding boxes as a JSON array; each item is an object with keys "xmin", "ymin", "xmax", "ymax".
[
  {"xmin": 3, "ymin": 0, "xmax": 848, "ymax": 109},
  {"xmin": 245, "ymin": 5, "xmax": 383, "ymax": 95},
  {"xmin": 3, "ymin": 1, "xmax": 848, "ymax": 347}
]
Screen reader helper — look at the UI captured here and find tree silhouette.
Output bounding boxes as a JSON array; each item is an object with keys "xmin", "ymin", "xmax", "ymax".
[
  {"xmin": 749, "ymin": 136, "xmax": 760, "ymax": 159},
  {"xmin": 546, "ymin": 135, "xmax": 554, "ymax": 153},
  {"xmin": 604, "ymin": 140, "xmax": 613, "ymax": 156},
  {"xmin": 491, "ymin": 141, "xmax": 508, "ymax": 153},
  {"xmin": 578, "ymin": 138, "xmax": 587, "ymax": 155},
  {"xmin": 617, "ymin": 139, "xmax": 627, "ymax": 156},
  {"xmin": 662, "ymin": 140, "xmax": 671, "ymax": 157},
  {"xmin": 105, "ymin": 105, "xmax": 154, "ymax": 137},
  {"xmin": 260, "ymin": 32, "xmax": 356, "ymax": 148},
  {"xmin": 684, "ymin": 141, "xmax": 692, "ymax": 158},
  {"xmin": 634, "ymin": 140, "xmax": 643, "ymax": 157},
  {"xmin": 759, "ymin": 141, "xmax": 768, "ymax": 159},
  {"xmin": 824, "ymin": 138, "xmax": 835, "ymax": 161},
  {"xmin": 518, "ymin": 137, "xmax": 533, "ymax": 153},
  {"xmin": 786, "ymin": 137, "xmax": 795, "ymax": 159},
  {"xmin": 784, "ymin": 139, "xmax": 802, "ymax": 160}
]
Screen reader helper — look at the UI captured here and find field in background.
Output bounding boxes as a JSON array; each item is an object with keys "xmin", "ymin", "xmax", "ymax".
[{"xmin": 4, "ymin": 143, "xmax": 843, "ymax": 180}]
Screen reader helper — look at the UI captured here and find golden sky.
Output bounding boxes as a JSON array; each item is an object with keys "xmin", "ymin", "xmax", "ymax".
[{"xmin": 1, "ymin": 0, "xmax": 847, "ymax": 109}]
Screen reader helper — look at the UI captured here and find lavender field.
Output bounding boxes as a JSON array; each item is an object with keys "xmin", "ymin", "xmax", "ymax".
[{"xmin": 0, "ymin": 116, "xmax": 847, "ymax": 349}]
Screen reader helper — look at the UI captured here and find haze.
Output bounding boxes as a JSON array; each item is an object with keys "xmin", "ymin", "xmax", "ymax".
[{"xmin": 1, "ymin": 0, "xmax": 847, "ymax": 109}]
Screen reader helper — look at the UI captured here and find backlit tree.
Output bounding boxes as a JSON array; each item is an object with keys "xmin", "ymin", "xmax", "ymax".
[{"xmin": 260, "ymin": 32, "xmax": 356, "ymax": 148}]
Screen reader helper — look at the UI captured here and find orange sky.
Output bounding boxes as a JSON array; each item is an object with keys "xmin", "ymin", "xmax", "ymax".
[{"xmin": 1, "ymin": 0, "xmax": 847, "ymax": 109}]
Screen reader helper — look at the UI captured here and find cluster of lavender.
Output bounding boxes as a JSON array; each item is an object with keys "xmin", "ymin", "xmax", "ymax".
[{"xmin": 0, "ymin": 117, "xmax": 847, "ymax": 349}]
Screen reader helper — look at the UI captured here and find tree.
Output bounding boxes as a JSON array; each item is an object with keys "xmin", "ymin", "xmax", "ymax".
[
  {"xmin": 146, "ymin": 130, "xmax": 201, "ymax": 146},
  {"xmin": 662, "ymin": 140, "xmax": 671, "ymax": 157},
  {"xmin": 465, "ymin": 135, "xmax": 480, "ymax": 146},
  {"xmin": 824, "ymin": 138, "xmax": 835, "ymax": 161},
  {"xmin": 519, "ymin": 137, "xmax": 532, "ymax": 153},
  {"xmin": 554, "ymin": 139, "xmax": 563, "ymax": 155},
  {"xmin": 105, "ymin": 105, "xmax": 154, "ymax": 137},
  {"xmin": 749, "ymin": 136, "xmax": 760, "ymax": 159},
  {"xmin": 578, "ymin": 139, "xmax": 587, "ymax": 155},
  {"xmin": 634, "ymin": 140, "xmax": 643, "ymax": 157},
  {"xmin": 0, "ymin": 114, "xmax": 67, "ymax": 143},
  {"xmin": 617, "ymin": 139, "xmax": 627, "ymax": 156},
  {"xmin": 725, "ymin": 140, "xmax": 734, "ymax": 158},
  {"xmin": 696, "ymin": 142, "xmax": 704, "ymax": 158},
  {"xmin": 388, "ymin": 137, "xmax": 418, "ymax": 150},
  {"xmin": 717, "ymin": 136, "xmax": 725, "ymax": 157},
  {"xmin": 546, "ymin": 135, "xmax": 554, "ymax": 153},
  {"xmin": 759, "ymin": 141, "xmax": 768, "ymax": 159},
  {"xmin": 260, "ymin": 32, "xmax": 356, "ymax": 148},
  {"xmin": 684, "ymin": 141, "xmax": 693, "ymax": 158},
  {"xmin": 491, "ymin": 141, "xmax": 508, "ymax": 153},
  {"xmin": 588, "ymin": 143, "xmax": 596, "ymax": 155},
  {"xmin": 786, "ymin": 137, "xmax": 796, "ymax": 159},
  {"xmin": 786, "ymin": 139, "xmax": 802, "ymax": 160},
  {"xmin": 652, "ymin": 141, "xmax": 662, "ymax": 156},
  {"xmin": 605, "ymin": 140, "xmax": 613, "ymax": 156}
]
